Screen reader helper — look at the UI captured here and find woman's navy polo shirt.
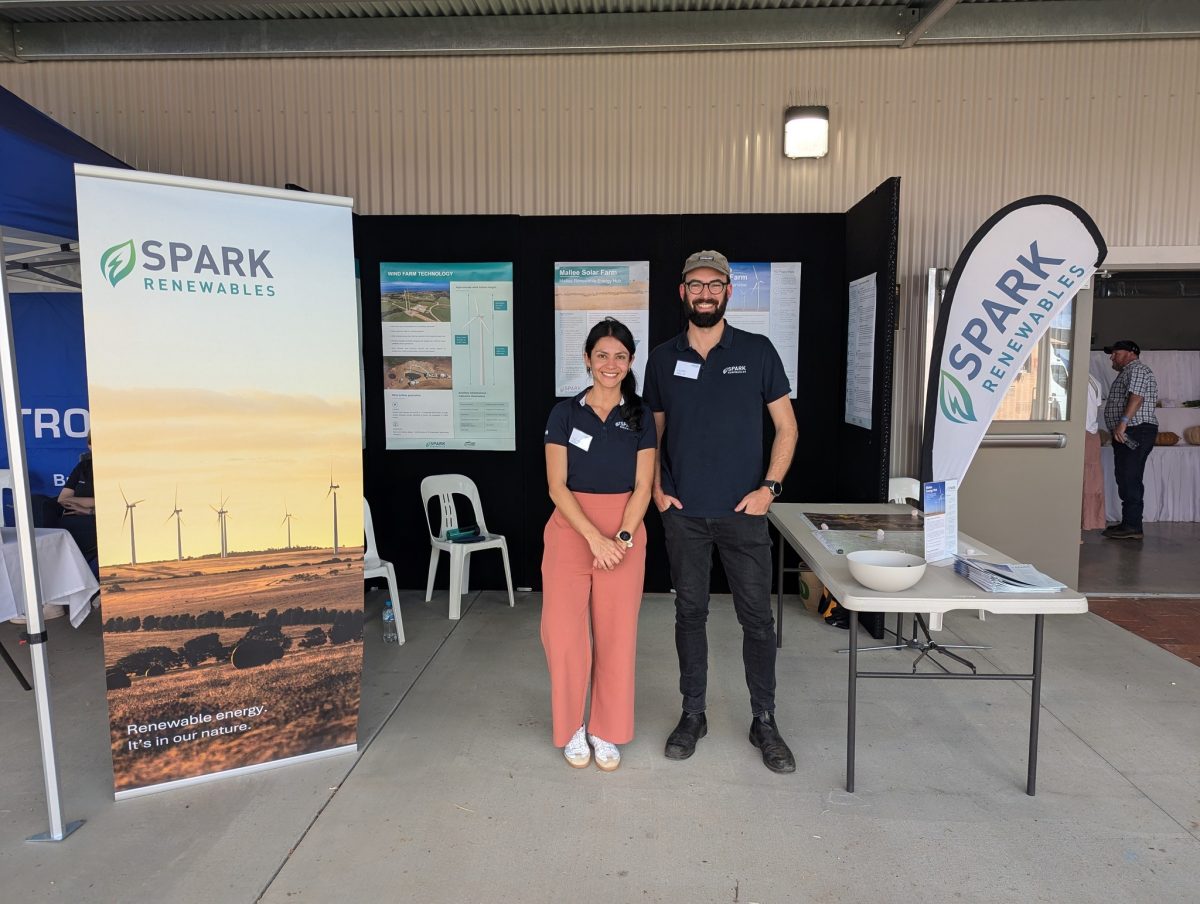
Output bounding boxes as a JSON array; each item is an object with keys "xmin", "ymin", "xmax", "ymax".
[{"xmin": 544, "ymin": 391, "xmax": 657, "ymax": 493}]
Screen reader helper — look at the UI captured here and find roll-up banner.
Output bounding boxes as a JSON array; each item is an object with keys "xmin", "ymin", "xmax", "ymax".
[
  {"xmin": 921, "ymin": 197, "xmax": 1106, "ymax": 485},
  {"xmin": 75, "ymin": 166, "xmax": 365, "ymax": 798}
]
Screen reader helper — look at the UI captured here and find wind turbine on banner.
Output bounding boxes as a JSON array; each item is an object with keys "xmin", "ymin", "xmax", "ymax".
[
  {"xmin": 749, "ymin": 265, "xmax": 766, "ymax": 311},
  {"xmin": 326, "ymin": 472, "xmax": 340, "ymax": 554},
  {"xmin": 282, "ymin": 503, "xmax": 297, "ymax": 550},
  {"xmin": 167, "ymin": 488, "xmax": 184, "ymax": 561},
  {"xmin": 120, "ymin": 487, "xmax": 144, "ymax": 565},
  {"xmin": 211, "ymin": 495, "xmax": 229, "ymax": 558},
  {"xmin": 466, "ymin": 294, "xmax": 492, "ymax": 386}
]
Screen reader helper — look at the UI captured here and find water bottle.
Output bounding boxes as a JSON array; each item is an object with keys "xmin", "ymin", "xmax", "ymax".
[{"xmin": 382, "ymin": 599, "xmax": 398, "ymax": 644}]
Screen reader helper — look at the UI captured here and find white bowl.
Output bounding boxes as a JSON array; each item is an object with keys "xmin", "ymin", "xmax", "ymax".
[{"xmin": 846, "ymin": 550, "xmax": 927, "ymax": 592}]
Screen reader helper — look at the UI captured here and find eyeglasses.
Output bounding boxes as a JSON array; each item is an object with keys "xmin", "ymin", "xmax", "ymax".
[{"xmin": 685, "ymin": 279, "xmax": 728, "ymax": 295}]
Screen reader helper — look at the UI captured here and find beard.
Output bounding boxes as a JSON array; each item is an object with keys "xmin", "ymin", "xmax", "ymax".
[{"xmin": 684, "ymin": 296, "xmax": 728, "ymax": 328}]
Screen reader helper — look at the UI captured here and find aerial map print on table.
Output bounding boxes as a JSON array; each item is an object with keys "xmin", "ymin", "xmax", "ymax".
[{"xmin": 800, "ymin": 512, "xmax": 923, "ymax": 532}]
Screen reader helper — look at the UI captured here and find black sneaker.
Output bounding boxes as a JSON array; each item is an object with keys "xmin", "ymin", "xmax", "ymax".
[
  {"xmin": 664, "ymin": 711, "xmax": 707, "ymax": 760},
  {"xmin": 749, "ymin": 713, "xmax": 796, "ymax": 774},
  {"xmin": 1101, "ymin": 524, "xmax": 1124, "ymax": 537}
]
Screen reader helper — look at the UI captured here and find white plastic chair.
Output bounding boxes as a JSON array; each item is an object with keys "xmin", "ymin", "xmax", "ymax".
[
  {"xmin": 421, "ymin": 474, "xmax": 515, "ymax": 620},
  {"xmin": 364, "ymin": 497, "xmax": 404, "ymax": 645},
  {"xmin": 888, "ymin": 476, "xmax": 921, "ymax": 504}
]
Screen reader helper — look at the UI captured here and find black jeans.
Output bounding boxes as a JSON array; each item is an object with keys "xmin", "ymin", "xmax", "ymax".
[
  {"xmin": 1112, "ymin": 423, "xmax": 1157, "ymax": 531},
  {"xmin": 661, "ymin": 510, "xmax": 776, "ymax": 716}
]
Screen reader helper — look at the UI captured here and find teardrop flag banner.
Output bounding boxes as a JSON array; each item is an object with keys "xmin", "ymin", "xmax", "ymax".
[{"xmin": 921, "ymin": 196, "xmax": 1106, "ymax": 485}]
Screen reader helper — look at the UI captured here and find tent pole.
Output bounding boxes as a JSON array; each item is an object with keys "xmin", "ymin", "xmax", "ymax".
[{"xmin": 0, "ymin": 231, "xmax": 84, "ymax": 842}]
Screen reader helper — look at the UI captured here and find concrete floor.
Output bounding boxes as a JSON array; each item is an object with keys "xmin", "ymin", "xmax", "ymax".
[
  {"xmin": 3, "ymin": 588, "xmax": 1200, "ymax": 903},
  {"xmin": 1078, "ymin": 522, "xmax": 1200, "ymax": 596}
]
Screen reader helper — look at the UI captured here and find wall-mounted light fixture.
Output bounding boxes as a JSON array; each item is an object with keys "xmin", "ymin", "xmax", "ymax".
[{"xmin": 783, "ymin": 105, "xmax": 829, "ymax": 159}]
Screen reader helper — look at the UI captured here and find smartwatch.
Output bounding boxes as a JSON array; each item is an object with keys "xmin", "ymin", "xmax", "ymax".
[
  {"xmin": 760, "ymin": 480, "xmax": 783, "ymax": 498},
  {"xmin": 617, "ymin": 530, "xmax": 634, "ymax": 548}
]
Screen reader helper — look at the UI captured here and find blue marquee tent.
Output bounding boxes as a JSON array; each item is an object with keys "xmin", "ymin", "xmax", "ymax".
[
  {"xmin": 1, "ymin": 84, "xmax": 130, "ymax": 843},
  {"xmin": 1, "ymin": 86, "xmax": 131, "ymax": 498},
  {"xmin": 1, "ymin": 85, "xmax": 129, "ymax": 239}
]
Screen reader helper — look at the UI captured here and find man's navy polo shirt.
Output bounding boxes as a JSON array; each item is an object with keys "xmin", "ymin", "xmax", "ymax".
[
  {"xmin": 643, "ymin": 323, "xmax": 790, "ymax": 517},
  {"xmin": 544, "ymin": 391, "xmax": 657, "ymax": 493}
]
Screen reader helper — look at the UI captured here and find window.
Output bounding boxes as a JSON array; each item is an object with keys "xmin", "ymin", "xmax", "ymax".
[{"xmin": 994, "ymin": 301, "xmax": 1074, "ymax": 422}]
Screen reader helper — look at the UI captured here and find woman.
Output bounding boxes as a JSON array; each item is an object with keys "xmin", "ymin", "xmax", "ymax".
[{"xmin": 542, "ymin": 318, "xmax": 655, "ymax": 771}]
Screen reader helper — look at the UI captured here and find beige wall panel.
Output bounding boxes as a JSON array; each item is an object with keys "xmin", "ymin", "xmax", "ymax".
[{"xmin": 4, "ymin": 40, "xmax": 1198, "ymax": 477}]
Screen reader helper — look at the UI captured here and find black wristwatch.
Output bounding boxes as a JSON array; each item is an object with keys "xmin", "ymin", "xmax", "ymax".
[
  {"xmin": 617, "ymin": 530, "xmax": 634, "ymax": 548},
  {"xmin": 760, "ymin": 480, "xmax": 783, "ymax": 498}
]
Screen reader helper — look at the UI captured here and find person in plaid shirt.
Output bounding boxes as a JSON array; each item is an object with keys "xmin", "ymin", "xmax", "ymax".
[{"xmin": 1101, "ymin": 339, "xmax": 1158, "ymax": 539}]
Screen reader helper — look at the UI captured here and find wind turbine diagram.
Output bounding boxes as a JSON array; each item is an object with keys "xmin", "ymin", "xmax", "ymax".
[
  {"xmin": 282, "ymin": 503, "xmax": 297, "ymax": 550},
  {"xmin": 465, "ymin": 293, "xmax": 495, "ymax": 386},
  {"xmin": 167, "ymin": 489, "xmax": 184, "ymax": 561},
  {"xmin": 120, "ymin": 487, "xmax": 144, "ymax": 565},
  {"xmin": 326, "ymin": 472, "xmax": 340, "ymax": 554},
  {"xmin": 211, "ymin": 495, "xmax": 230, "ymax": 558}
]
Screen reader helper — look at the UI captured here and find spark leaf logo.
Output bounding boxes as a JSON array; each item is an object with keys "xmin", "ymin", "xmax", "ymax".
[
  {"xmin": 939, "ymin": 370, "xmax": 977, "ymax": 424},
  {"xmin": 100, "ymin": 240, "xmax": 136, "ymax": 287}
]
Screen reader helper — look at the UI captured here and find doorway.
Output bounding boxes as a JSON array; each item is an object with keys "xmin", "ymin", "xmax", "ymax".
[{"xmin": 1078, "ymin": 251, "xmax": 1200, "ymax": 597}]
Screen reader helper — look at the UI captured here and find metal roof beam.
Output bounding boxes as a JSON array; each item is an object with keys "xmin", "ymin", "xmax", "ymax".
[
  {"xmin": 900, "ymin": 0, "xmax": 960, "ymax": 50},
  {"xmin": 919, "ymin": 0, "xmax": 1200, "ymax": 45},
  {"xmin": 0, "ymin": 22, "xmax": 21, "ymax": 60},
  {"xmin": 5, "ymin": 8, "xmax": 916, "ymax": 59},
  {"xmin": 6, "ymin": 1, "xmax": 1200, "ymax": 60}
]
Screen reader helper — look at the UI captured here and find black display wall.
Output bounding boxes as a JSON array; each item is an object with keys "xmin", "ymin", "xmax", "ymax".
[
  {"xmin": 839, "ymin": 178, "xmax": 901, "ymax": 502},
  {"xmin": 356, "ymin": 178, "xmax": 900, "ymax": 595}
]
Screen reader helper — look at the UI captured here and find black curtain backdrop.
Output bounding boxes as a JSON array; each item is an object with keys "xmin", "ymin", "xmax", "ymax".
[{"xmin": 357, "ymin": 180, "xmax": 899, "ymax": 596}]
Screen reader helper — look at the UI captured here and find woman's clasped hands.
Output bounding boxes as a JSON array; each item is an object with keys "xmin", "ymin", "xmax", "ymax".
[{"xmin": 587, "ymin": 532, "xmax": 627, "ymax": 571}]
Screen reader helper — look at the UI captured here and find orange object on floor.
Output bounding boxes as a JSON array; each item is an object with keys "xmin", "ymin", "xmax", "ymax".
[{"xmin": 540, "ymin": 491, "xmax": 645, "ymax": 747}]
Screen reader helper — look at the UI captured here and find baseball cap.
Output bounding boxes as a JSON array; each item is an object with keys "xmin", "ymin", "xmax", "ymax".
[
  {"xmin": 1103, "ymin": 339, "xmax": 1140, "ymax": 355},
  {"xmin": 682, "ymin": 250, "xmax": 731, "ymax": 279}
]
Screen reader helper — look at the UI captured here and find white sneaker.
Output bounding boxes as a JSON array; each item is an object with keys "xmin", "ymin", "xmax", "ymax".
[
  {"xmin": 564, "ymin": 725, "xmax": 590, "ymax": 768},
  {"xmin": 588, "ymin": 734, "xmax": 621, "ymax": 772}
]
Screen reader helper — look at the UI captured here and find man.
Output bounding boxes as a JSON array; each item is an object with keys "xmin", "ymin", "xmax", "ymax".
[
  {"xmin": 643, "ymin": 250, "xmax": 799, "ymax": 774},
  {"xmin": 1102, "ymin": 339, "xmax": 1157, "ymax": 540},
  {"xmin": 57, "ymin": 435, "xmax": 98, "ymax": 567}
]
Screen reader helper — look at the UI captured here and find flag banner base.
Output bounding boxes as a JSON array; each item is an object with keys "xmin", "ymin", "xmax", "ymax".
[{"xmin": 26, "ymin": 819, "xmax": 86, "ymax": 843}]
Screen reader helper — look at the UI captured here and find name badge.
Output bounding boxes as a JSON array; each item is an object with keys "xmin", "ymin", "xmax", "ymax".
[
  {"xmin": 569, "ymin": 428, "xmax": 593, "ymax": 451},
  {"xmin": 673, "ymin": 360, "xmax": 701, "ymax": 380}
]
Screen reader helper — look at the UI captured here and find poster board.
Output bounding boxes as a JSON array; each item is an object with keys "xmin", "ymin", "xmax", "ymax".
[{"xmin": 380, "ymin": 262, "xmax": 515, "ymax": 450}]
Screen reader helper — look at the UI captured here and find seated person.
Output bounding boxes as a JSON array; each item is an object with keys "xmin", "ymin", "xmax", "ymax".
[{"xmin": 57, "ymin": 440, "xmax": 97, "ymax": 568}]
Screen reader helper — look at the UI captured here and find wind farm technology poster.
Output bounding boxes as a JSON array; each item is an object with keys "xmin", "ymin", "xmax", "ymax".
[
  {"xmin": 75, "ymin": 166, "xmax": 365, "ymax": 798},
  {"xmin": 553, "ymin": 261, "xmax": 649, "ymax": 396},
  {"xmin": 725, "ymin": 262, "xmax": 802, "ymax": 400},
  {"xmin": 380, "ymin": 262, "xmax": 515, "ymax": 450}
]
